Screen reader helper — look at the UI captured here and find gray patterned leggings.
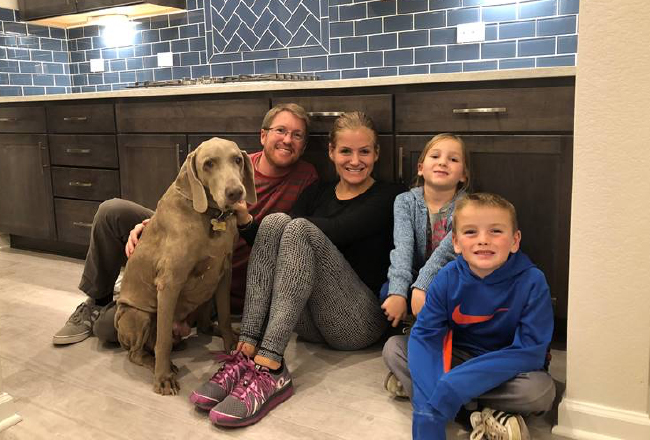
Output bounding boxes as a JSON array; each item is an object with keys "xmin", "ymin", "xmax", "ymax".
[{"xmin": 239, "ymin": 213, "xmax": 388, "ymax": 363}]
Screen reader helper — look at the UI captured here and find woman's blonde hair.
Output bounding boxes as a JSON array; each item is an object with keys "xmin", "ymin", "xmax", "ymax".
[
  {"xmin": 413, "ymin": 133, "xmax": 470, "ymax": 192},
  {"xmin": 328, "ymin": 111, "xmax": 379, "ymax": 152}
]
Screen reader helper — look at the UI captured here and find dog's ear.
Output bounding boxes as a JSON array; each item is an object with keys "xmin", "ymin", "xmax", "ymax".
[
  {"xmin": 188, "ymin": 150, "xmax": 208, "ymax": 213},
  {"xmin": 241, "ymin": 151, "xmax": 257, "ymax": 205}
]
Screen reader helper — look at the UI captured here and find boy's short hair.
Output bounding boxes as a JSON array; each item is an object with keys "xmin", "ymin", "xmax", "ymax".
[
  {"xmin": 453, "ymin": 193, "xmax": 519, "ymax": 233},
  {"xmin": 261, "ymin": 103, "xmax": 310, "ymax": 136}
]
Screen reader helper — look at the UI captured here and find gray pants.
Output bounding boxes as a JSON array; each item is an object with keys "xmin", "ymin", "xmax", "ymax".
[
  {"xmin": 382, "ymin": 335, "xmax": 556, "ymax": 414},
  {"xmin": 239, "ymin": 213, "xmax": 388, "ymax": 363},
  {"xmin": 80, "ymin": 198, "xmax": 153, "ymax": 342}
]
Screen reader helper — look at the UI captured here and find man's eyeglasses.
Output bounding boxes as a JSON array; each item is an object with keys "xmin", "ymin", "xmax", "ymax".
[{"xmin": 265, "ymin": 126, "xmax": 306, "ymax": 142}]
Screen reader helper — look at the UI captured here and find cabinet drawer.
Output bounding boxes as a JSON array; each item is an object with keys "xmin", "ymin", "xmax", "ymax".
[
  {"xmin": 116, "ymin": 98, "xmax": 269, "ymax": 133},
  {"xmin": 272, "ymin": 95, "xmax": 393, "ymax": 133},
  {"xmin": 52, "ymin": 167, "xmax": 120, "ymax": 201},
  {"xmin": 47, "ymin": 103, "xmax": 116, "ymax": 133},
  {"xmin": 49, "ymin": 135, "xmax": 118, "ymax": 168},
  {"xmin": 54, "ymin": 198, "xmax": 100, "ymax": 245},
  {"xmin": 0, "ymin": 106, "xmax": 46, "ymax": 133},
  {"xmin": 395, "ymin": 86, "xmax": 574, "ymax": 132}
]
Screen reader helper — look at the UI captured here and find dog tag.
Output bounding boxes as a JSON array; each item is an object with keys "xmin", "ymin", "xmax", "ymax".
[{"xmin": 211, "ymin": 219, "xmax": 227, "ymax": 231}]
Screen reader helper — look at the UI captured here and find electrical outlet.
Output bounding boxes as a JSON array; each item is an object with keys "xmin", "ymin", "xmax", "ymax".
[
  {"xmin": 157, "ymin": 52, "xmax": 174, "ymax": 67},
  {"xmin": 457, "ymin": 22, "xmax": 485, "ymax": 44},
  {"xmin": 90, "ymin": 58, "xmax": 105, "ymax": 72}
]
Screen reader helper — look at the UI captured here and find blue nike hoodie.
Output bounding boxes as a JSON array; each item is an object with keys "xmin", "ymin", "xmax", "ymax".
[{"xmin": 408, "ymin": 251, "xmax": 553, "ymax": 440}]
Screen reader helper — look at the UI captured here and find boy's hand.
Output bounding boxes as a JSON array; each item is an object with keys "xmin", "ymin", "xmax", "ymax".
[
  {"xmin": 381, "ymin": 294, "xmax": 408, "ymax": 327},
  {"xmin": 125, "ymin": 218, "xmax": 150, "ymax": 258},
  {"xmin": 411, "ymin": 288, "xmax": 426, "ymax": 316}
]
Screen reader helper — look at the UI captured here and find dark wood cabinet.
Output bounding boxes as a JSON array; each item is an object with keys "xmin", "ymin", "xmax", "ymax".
[
  {"xmin": 54, "ymin": 198, "xmax": 100, "ymax": 245},
  {"xmin": 118, "ymin": 134, "xmax": 187, "ymax": 210},
  {"xmin": 116, "ymin": 99, "xmax": 269, "ymax": 133},
  {"xmin": 0, "ymin": 134, "xmax": 55, "ymax": 239},
  {"xmin": 47, "ymin": 103, "xmax": 116, "ymax": 134},
  {"xmin": 18, "ymin": 0, "xmax": 76, "ymax": 21},
  {"xmin": 0, "ymin": 107, "xmax": 47, "ymax": 133}
]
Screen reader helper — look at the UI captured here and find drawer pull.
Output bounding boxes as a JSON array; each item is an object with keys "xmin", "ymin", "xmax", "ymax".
[
  {"xmin": 398, "ymin": 147, "xmax": 404, "ymax": 182},
  {"xmin": 452, "ymin": 107, "xmax": 507, "ymax": 114},
  {"xmin": 63, "ymin": 116, "xmax": 89, "ymax": 122},
  {"xmin": 72, "ymin": 221, "xmax": 92, "ymax": 228},
  {"xmin": 69, "ymin": 181, "xmax": 92, "ymax": 187},
  {"xmin": 0, "ymin": 117, "xmax": 17, "ymax": 122},
  {"xmin": 307, "ymin": 111, "xmax": 344, "ymax": 118},
  {"xmin": 65, "ymin": 148, "xmax": 92, "ymax": 154}
]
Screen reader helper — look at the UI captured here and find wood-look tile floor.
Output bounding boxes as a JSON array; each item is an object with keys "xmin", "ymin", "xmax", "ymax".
[{"xmin": 0, "ymin": 239, "xmax": 568, "ymax": 440}]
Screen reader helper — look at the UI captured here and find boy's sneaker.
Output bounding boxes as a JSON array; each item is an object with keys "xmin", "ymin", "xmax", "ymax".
[
  {"xmin": 470, "ymin": 407, "xmax": 530, "ymax": 440},
  {"xmin": 383, "ymin": 372, "xmax": 408, "ymax": 399},
  {"xmin": 52, "ymin": 298, "xmax": 101, "ymax": 345},
  {"xmin": 209, "ymin": 361, "xmax": 294, "ymax": 427},
  {"xmin": 189, "ymin": 351, "xmax": 252, "ymax": 410}
]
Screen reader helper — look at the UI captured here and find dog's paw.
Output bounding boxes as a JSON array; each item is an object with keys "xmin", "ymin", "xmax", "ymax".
[{"xmin": 154, "ymin": 374, "xmax": 180, "ymax": 396}]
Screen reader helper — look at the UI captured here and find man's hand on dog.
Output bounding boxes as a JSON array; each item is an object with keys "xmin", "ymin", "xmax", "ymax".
[{"xmin": 125, "ymin": 218, "xmax": 150, "ymax": 258}]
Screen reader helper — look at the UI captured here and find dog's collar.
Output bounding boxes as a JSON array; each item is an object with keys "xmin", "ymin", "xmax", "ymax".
[{"xmin": 207, "ymin": 207, "xmax": 234, "ymax": 232}]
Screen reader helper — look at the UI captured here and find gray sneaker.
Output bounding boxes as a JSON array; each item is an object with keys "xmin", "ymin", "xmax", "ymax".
[{"xmin": 52, "ymin": 298, "xmax": 101, "ymax": 345}]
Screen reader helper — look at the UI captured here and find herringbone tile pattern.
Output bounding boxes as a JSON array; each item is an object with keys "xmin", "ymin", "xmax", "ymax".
[{"xmin": 209, "ymin": 0, "xmax": 326, "ymax": 53}]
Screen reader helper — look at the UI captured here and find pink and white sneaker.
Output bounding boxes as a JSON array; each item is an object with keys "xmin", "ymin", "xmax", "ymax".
[
  {"xmin": 209, "ymin": 362, "xmax": 293, "ymax": 427},
  {"xmin": 189, "ymin": 351, "xmax": 252, "ymax": 410}
]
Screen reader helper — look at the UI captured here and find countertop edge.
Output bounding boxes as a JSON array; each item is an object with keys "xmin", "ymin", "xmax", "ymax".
[{"xmin": 0, "ymin": 66, "xmax": 576, "ymax": 103}]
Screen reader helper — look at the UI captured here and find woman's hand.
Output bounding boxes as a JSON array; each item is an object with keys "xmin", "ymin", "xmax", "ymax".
[
  {"xmin": 381, "ymin": 294, "xmax": 408, "ymax": 327},
  {"xmin": 233, "ymin": 200, "xmax": 253, "ymax": 227},
  {"xmin": 125, "ymin": 219, "xmax": 150, "ymax": 258},
  {"xmin": 411, "ymin": 288, "xmax": 426, "ymax": 316}
]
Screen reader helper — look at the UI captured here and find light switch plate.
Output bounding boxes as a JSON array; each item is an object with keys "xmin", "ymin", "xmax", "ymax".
[
  {"xmin": 90, "ymin": 58, "xmax": 105, "ymax": 72},
  {"xmin": 157, "ymin": 52, "xmax": 174, "ymax": 67},
  {"xmin": 457, "ymin": 22, "xmax": 485, "ymax": 44}
]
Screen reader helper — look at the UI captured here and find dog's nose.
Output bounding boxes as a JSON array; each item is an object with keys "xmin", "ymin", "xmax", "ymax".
[{"xmin": 226, "ymin": 187, "xmax": 243, "ymax": 203}]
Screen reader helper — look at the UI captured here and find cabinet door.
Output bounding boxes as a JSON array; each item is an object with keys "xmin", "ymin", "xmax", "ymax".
[
  {"xmin": 396, "ymin": 135, "xmax": 572, "ymax": 319},
  {"xmin": 0, "ymin": 134, "xmax": 55, "ymax": 239},
  {"xmin": 17, "ymin": 0, "xmax": 76, "ymax": 21},
  {"xmin": 118, "ymin": 134, "xmax": 187, "ymax": 210}
]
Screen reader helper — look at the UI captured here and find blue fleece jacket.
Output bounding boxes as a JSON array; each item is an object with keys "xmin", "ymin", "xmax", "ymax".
[{"xmin": 408, "ymin": 251, "xmax": 553, "ymax": 440}]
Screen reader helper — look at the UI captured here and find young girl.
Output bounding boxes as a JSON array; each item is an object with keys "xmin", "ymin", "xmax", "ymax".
[
  {"xmin": 190, "ymin": 112, "xmax": 404, "ymax": 427},
  {"xmin": 380, "ymin": 133, "xmax": 470, "ymax": 397}
]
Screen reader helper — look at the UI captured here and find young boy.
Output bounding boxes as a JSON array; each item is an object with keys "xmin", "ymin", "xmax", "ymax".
[{"xmin": 408, "ymin": 193, "xmax": 555, "ymax": 440}]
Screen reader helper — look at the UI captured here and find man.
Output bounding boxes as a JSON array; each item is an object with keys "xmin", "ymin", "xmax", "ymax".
[{"xmin": 53, "ymin": 103, "xmax": 318, "ymax": 345}]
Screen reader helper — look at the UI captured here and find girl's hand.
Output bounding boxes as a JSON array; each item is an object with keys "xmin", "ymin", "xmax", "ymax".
[
  {"xmin": 233, "ymin": 200, "xmax": 253, "ymax": 226},
  {"xmin": 381, "ymin": 295, "xmax": 408, "ymax": 327},
  {"xmin": 125, "ymin": 219, "xmax": 150, "ymax": 258},
  {"xmin": 411, "ymin": 288, "xmax": 426, "ymax": 316}
]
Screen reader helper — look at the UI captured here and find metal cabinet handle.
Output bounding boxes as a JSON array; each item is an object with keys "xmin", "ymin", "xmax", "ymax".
[
  {"xmin": 63, "ymin": 116, "xmax": 89, "ymax": 121},
  {"xmin": 175, "ymin": 143, "xmax": 181, "ymax": 171},
  {"xmin": 69, "ymin": 181, "xmax": 92, "ymax": 187},
  {"xmin": 398, "ymin": 147, "xmax": 404, "ymax": 182},
  {"xmin": 73, "ymin": 221, "xmax": 92, "ymax": 228},
  {"xmin": 306, "ymin": 111, "xmax": 344, "ymax": 117},
  {"xmin": 0, "ymin": 117, "xmax": 17, "ymax": 122},
  {"xmin": 65, "ymin": 148, "xmax": 91, "ymax": 154},
  {"xmin": 452, "ymin": 107, "xmax": 507, "ymax": 114}
]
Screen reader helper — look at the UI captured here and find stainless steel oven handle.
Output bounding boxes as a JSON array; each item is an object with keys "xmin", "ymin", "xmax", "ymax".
[
  {"xmin": 452, "ymin": 107, "xmax": 507, "ymax": 114},
  {"xmin": 69, "ymin": 181, "xmax": 92, "ymax": 187},
  {"xmin": 307, "ymin": 111, "xmax": 344, "ymax": 118},
  {"xmin": 65, "ymin": 148, "xmax": 91, "ymax": 154}
]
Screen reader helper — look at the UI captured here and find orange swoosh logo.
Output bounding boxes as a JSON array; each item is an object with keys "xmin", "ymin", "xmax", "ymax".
[{"xmin": 452, "ymin": 305, "xmax": 509, "ymax": 325}]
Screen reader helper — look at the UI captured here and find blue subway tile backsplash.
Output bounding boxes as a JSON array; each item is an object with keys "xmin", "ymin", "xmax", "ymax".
[{"xmin": 0, "ymin": 0, "xmax": 578, "ymax": 96}]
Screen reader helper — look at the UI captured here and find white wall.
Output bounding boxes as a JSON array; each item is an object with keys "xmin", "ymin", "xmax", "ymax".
[
  {"xmin": 553, "ymin": 0, "xmax": 650, "ymax": 439},
  {"xmin": 0, "ymin": 1, "xmax": 17, "ymax": 10}
]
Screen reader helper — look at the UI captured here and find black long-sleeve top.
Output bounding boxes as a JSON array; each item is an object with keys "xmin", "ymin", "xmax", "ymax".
[{"xmin": 240, "ymin": 180, "xmax": 405, "ymax": 294}]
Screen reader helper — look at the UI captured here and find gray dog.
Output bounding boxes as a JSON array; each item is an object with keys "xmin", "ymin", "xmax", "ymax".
[{"xmin": 114, "ymin": 137, "xmax": 256, "ymax": 395}]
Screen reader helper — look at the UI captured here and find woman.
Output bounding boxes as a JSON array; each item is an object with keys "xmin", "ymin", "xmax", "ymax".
[{"xmin": 190, "ymin": 112, "xmax": 404, "ymax": 427}]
